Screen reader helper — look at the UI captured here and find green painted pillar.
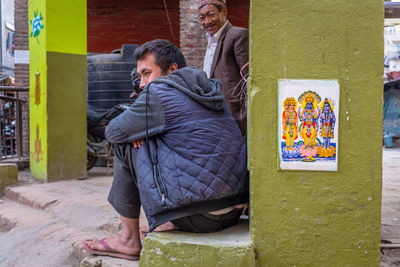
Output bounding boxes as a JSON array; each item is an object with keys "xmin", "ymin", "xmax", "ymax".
[
  {"xmin": 249, "ymin": 0, "xmax": 383, "ymax": 266},
  {"xmin": 29, "ymin": 0, "xmax": 87, "ymax": 181}
]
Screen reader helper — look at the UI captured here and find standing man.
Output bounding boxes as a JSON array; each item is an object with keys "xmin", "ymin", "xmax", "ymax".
[{"xmin": 199, "ymin": 0, "xmax": 249, "ymax": 137}]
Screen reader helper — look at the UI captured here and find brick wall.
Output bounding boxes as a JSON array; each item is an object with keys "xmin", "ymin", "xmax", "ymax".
[
  {"xmin": 227, "ymin": 0, "xmax": 250, "ymax": 28},
  {"xmin": 14, "ymin": 0, "xmax": 29, "ymax": 157},
  {"xmin": 180, "ymin": 0, "xmax": 250, "ymax": 68},
  {"xmin": 88, "ymin": 0, "xmax": 180, "ymax": 53},
  {"xmin": 12, "ymin": 0, "xmax": 249, "ymax": 158},
  {"xmin": 14, "ymin": 0, "xmax": 28, "ymax": 52},
  {"xmin": 180, "ymin": 0, "xmax": 207, "ymax": 68}
]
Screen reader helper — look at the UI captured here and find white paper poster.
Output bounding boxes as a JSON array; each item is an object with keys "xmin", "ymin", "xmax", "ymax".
[
  {"xmin": 278, "ymin": 79, "xmax": 340, "ymax": 171},
  {"xmin": 15, "ymin": 50, "xmax": 30, "ymax": 64}
]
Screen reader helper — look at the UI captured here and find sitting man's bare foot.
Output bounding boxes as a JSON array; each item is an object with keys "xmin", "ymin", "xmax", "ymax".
[
  {"xmin": 154, "ymin": 221, "xmax": 178, "ymax": 232},
  {"xmin": 85, "ymin": 234, "xmax": 141, "ymax": 256},
  {"xmin": 140, "ymin": 221, "xmax": 177, "ymax": 234}
]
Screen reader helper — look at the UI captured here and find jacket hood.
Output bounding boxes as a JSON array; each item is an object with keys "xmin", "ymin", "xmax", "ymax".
[{"xmin": 152, "ymin": 67, "xmax": 225, "ymax": 111}]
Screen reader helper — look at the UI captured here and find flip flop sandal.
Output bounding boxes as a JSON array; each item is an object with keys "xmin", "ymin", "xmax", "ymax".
[{"xmin": 82, "ymin": 238, "xmax": 140, "ymax": 261}]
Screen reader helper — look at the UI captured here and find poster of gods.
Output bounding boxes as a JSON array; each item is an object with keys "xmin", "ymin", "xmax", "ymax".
[{"xmin": 278, "ymin": 80, "xmax": 340, "ymax": 171}]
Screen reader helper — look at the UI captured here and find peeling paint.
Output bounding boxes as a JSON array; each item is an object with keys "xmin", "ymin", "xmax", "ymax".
[{"xmin": 156, "ymin": 248, "xmax": 163, "ymax": 255}]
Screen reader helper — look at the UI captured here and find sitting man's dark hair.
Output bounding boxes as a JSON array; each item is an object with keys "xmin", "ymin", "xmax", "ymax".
[{"xmin": 133, "ymin": 39, "xmax": 187, "ymax": 74}]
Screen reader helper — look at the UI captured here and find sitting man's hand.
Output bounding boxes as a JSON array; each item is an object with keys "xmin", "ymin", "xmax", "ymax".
[{"xmin": 132, "ymin": 138, "xmax": 145, "ymax": 148}]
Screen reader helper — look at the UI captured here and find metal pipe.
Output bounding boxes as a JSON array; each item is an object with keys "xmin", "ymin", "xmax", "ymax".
[{"xmin": 16, "ymin": 91, "xmax": 21, "ymax": 158}]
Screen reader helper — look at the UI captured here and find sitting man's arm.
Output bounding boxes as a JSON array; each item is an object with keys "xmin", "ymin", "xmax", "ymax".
[{"xmin": 105, "ymin": 88, "xmax": 165, "ymax": 144}]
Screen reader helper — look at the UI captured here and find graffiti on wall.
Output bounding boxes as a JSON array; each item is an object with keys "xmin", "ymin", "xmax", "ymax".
[
  {"xmin": 30, "ymin": 10, "xmax": 44, "ymax": 44},
  {"xmin": 31, "ymin": 124, "xmax": 43, "ymax": 163},
  {"xmin": 29, "ymin": 1, "xmax": 47, "ymax": 179},
  {"xmin": 279, "ymin": 80, "xmax": 340, "ymax": 171}
]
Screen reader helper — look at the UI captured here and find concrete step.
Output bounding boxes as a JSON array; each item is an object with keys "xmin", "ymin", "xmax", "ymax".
[
  {"xmin": 0, "ymin": 156, "xmax": 29, "ymax": 170},
  {"xmin": 0, "ymin": 163, "xmax": 18, "ymax": 192},
  {"xmin": 140, "ymin": 220, "xmax": 255, "ymax": 267},
  {"xmin": 0, "ymin": 197, "xmax": 55, "ymax": 232},
  {"xmin": 1, "ymin": 170, "xmax": 252, "ymax": 266},
  {"xmin": 0, "ymin": 172, "xmax": 140, "ymax": 267},
  {"xmin": 0, "ymin": 197, "xmax": 109, "ymax": 244},
  {"xmin": 4, "ymin": 177, "xmax": 121, "ymax": 234},
  {"xmin": 0, "ymin": 198, "xmax": 104, "ymax": 266}
]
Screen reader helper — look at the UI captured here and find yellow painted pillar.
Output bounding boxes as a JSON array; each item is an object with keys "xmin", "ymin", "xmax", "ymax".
[
  {"xmin": 249, "ymin": 0, "xmax": 383, "ymax": 265},
  {"xmin": 29, "ymin": 0, "xmax": 87, "ymax": 181}
]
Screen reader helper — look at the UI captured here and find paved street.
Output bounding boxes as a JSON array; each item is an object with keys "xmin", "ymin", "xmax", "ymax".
[
  {"xmin": 381, "ymin": 148, "xmax": 400, "ymax": 244},
  {"xmin": 0, "ymin": 167, "xmax": 140, "ymax": 266},
  {"xmin": 0, "ymin": 149, "xmax": 400, "ymax": 266},
  {"xmin": 381, "ymin": 148, "xmax": 400, "ymax": 267}
]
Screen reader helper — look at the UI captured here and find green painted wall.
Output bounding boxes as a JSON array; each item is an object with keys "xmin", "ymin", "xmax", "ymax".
[
  {"xmin": 248, "ymin": 0, "xmax": 383, "ymax": 266},
  {"xmin": 47, "ymin": 52, "xmax": 87, "ymax": 180},
  {"xmin": 46, "ymin": 0, "xmax": 86, "ymax": 55},
  {"xmin": 29, "ymin": 0, "xmax": 87, "ymax": 181}
]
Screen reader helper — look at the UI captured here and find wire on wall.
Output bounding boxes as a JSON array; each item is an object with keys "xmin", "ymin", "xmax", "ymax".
[{"xmin": 163, "ymin": 0, "xmax": 178, "ymax": 44}]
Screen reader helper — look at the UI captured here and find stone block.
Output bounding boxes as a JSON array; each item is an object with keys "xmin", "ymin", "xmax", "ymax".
[
  {"xmin": 140, "ymin": 220, "xmax": 255, "ymax": 267},
  {"xmin": 0, "ymin": 164, "xmax": 18, "ymax": 194},
  {"xmin": 80, "ymin": 256, "xmax": 102, "ymax": 267},
  {"xmin": 80, "ymin": 255, "xmax": 139, "ymax": 267}
]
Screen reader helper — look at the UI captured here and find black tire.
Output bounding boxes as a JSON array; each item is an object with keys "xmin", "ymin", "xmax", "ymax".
[
  {"xmin": 87, "ymin": 154, "xmax": 98, "ymax": 171},
  {"xmin": 87, "ymin": 132, "xmax": 98, "ymax": 171},
  {"xmin": 87, "ymin": 44, "xmax": 138, "ymax": 113}
]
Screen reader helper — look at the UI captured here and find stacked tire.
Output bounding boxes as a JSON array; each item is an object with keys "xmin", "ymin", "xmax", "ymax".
[
  {"xmin": 86, "ymin": 44, "xmax": 138, "ymax": 170},
  {"xmin": 87, "ymin": 44, "xmax": 138, "ymax": 112}
]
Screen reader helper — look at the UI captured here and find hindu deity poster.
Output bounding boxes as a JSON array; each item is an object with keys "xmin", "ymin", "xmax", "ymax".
[{"xmin": 278, "ymin": 79, "xmax": 340, "ymax": 171}]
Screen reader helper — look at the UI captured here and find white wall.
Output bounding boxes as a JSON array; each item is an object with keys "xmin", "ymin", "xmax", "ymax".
[{"xmin": 1, "ymin": 0, "xmax": 14, "ymax": 77}]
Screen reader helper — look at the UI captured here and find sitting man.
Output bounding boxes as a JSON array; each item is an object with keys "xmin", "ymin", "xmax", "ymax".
[{"xmin": 83, "ymin": 39, "xmax": 248, "ymax": 260}]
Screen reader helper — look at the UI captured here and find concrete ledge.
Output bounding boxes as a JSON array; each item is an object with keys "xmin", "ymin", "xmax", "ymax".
[
  {"xmin": 0, "ymin": 157, "xmax": 29, "ymax": 170},
  {"xmin": 0, "ymin": 163, "xmax": 18, "ymax": 194},
  {"xmin": 140, "ymin": 220, "xmax": 255, "ymax": 267}
]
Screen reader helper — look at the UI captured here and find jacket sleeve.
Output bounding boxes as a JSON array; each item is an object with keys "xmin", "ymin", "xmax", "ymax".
[
  {"xmin": 233, "ymin": 28, "xmax": 249, "ymax": 73},
  {"xmin": 105, "ymin": 87, "xmax": 166, "ymax": 144}
]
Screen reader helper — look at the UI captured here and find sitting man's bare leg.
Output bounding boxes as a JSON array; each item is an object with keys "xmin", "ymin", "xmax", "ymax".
[{"xmin": 86, "ymin": 216, "xmax": 142, "ymax": 256}]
